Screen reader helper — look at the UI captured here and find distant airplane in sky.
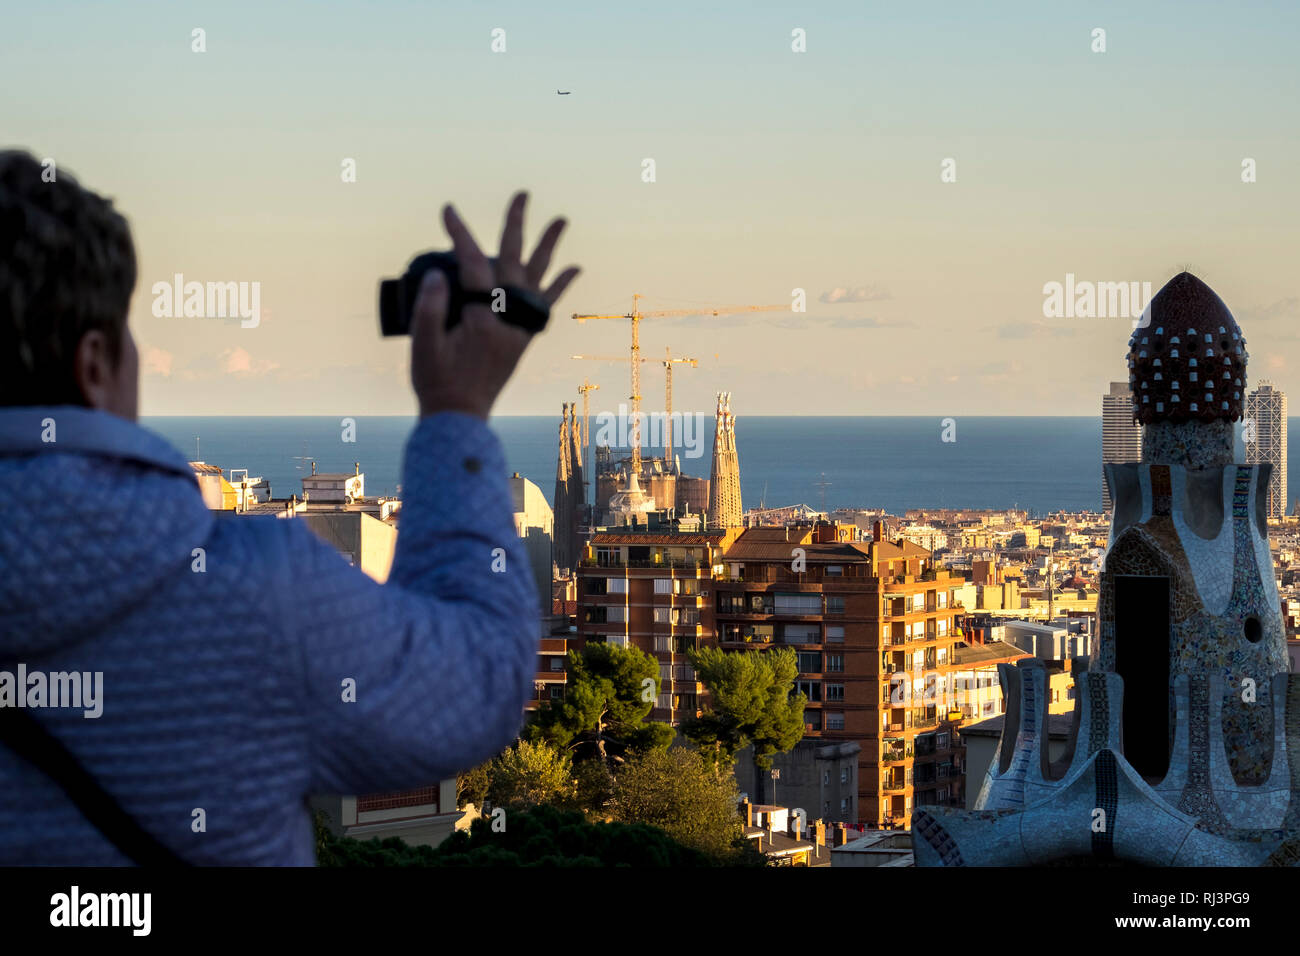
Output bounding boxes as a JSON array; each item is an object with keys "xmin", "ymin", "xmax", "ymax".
[{"xmin": 557, "ymin": 89, "xmax": 571, "ymax": 95}]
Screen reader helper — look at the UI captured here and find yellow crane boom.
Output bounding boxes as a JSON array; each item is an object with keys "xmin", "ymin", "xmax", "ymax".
[
  {"xmin": 572, "ymin": 293, "xmax": 784, "ymax": 473},
  {"xmin": 571, "ymin": 348, "xmax": 699, "ymax": 464}
]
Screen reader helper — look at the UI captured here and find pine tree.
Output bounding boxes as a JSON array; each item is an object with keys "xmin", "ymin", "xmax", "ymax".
[
  {"xmin": 526, "ymin": 642, "xmax": 674, "ymax": 775},
  {"xmin": 682, "ymin": 645, "xmax": 806, "ymax": 773}
]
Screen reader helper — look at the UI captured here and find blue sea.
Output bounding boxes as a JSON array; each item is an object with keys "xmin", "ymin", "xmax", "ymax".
[{"xmin": 139, "ymin": 416, "xmax": 1298, "ymax": 517}]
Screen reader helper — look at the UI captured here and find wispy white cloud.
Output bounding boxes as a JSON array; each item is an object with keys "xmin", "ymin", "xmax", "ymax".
[
  {"xmin": 141, "ymin": 345, "xmax": 174, "ymax": 378},
  {"xmin": 998, "ymin": 321, "xmax": 1076, "ymax": 339},
  {"xmin": 820, "ymin": 285, "xmax": 891, "ymax": 304},
  {"xmin": 221, "ymin": 347, "xmax": 280, "ymax": 377}
]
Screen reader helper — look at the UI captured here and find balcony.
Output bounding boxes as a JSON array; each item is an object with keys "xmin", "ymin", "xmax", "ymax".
[
  {"xmin": 356, "ymin": 786, "xmax": 439, "ymax": 815},
  {"xmin": 721, "ymin": 566, "xmax": 877, "ymax": 586},
  {"xmin": 580, "ymin": 556, "xmax": 707, "ymax": 570},
  {"xmin": 720, "ymin": 627, "xmax": 775, "ymax": 646}
]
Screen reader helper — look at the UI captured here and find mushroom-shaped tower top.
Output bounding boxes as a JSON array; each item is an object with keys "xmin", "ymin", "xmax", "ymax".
[{"xmin": 1128, "ymin": 272, "xmax": 1247, "ymax": 425}]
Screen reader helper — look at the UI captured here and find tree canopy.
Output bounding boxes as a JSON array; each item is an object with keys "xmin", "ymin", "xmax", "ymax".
[
  {"xmin": 317, "ymin": 804, "xmax": 751, "ymax": 867},
  {"xmin": 526, "ymin": 642, "xmax": 674, "ymax": 764},
  {"xmin": 682, "ymin": 646, "xmax": 806, "ymax": 771},
  {"xmin": 489, "ymin": 739, "xmax": 575, "ymax": 809},
  {"xmin": 611, "ymin": 746, "xmax": 761, "ymax": 864}
]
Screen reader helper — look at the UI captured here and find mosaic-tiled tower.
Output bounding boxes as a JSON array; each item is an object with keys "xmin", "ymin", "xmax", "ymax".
[{"xmin": 914, "ymin": 273, "xmax": 1300, "ymax": 867}]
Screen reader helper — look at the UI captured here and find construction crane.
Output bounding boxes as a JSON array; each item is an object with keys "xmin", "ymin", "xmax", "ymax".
[
  {"xmin": 573, "ymin": 293, "xmax": 787, "ymax": 475},
  {"xmin": 571, "ymin": 348, "xmax": 699, "ymax": 466},
  {"xmin": 577, "ymin": 379, "xmax": 599, "ymax": 511}
]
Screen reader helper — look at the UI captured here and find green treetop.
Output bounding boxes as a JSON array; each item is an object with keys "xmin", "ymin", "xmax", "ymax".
[{"xmin": 682, "ymin": 645, "xmax": 806, "ymax": 772}]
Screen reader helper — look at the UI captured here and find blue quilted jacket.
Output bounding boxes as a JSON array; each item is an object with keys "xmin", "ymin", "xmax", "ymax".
[{"xmin": 0, "ymin": 406, "xmax": 539, "ymax": 865}]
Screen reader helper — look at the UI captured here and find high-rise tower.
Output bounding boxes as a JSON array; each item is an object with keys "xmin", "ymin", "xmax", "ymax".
[
  {"xmin": 1245, "ymin": 381, "xmax": 1288, "ymax": 519},
  {"xmin": 1101, "ymin": 381, "xmax": 1142, "ymax": 511},
  {"xmin": 707, "ymin": 392, "xmax": 742, "ymax": 530}
]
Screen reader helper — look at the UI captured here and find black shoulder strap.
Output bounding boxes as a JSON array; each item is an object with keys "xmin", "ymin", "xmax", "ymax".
[{"xmin": 0, "ymin": 706, "xmax": 189, "ymax": 867}]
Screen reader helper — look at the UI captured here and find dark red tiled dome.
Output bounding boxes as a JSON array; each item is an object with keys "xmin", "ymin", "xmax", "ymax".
[{"xmin": 1127, "ymin": 272, "xmax": 1247, "ymax": 424}]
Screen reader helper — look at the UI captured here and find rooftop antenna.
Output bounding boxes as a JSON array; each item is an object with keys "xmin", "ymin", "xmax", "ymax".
[{"xmin": 814, "ymin": 472, "xmax": 831, "ymax": 515}]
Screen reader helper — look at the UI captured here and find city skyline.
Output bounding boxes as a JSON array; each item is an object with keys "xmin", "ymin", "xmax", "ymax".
[{"xmin": 5, "ymin": 1, "xmax": 1300, "ymax": 416}]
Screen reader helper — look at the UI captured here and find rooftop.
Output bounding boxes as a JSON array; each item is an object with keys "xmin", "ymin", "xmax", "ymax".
[
  {"xmin": 959, "ymin": 711, "xmax": 1077, "ymax": 740},
  {"xmin": 951, "ymin": 640, "xmax": 1028, "ymax": 666},
  {"xmin": 588, "ymin": 531, "xmax": 726, "ymax": 546},
  {"xmin": 723, "ymin": 536, "xmax": 873, "ymax": 563}
]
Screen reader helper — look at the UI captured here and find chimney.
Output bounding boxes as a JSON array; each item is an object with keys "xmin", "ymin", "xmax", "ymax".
[
  {"xmin": 814, "ymin": 819, "xmax": 826, "ymax": 847},
  {"xmin": 873, "ymin": 520, "xmax": 883, "ymax": 542},
  {"xmin": 311, "ymin": 461, "xmax": 316, "ymax": 476},
  {"xmin": 835, "ymin": 823, "xmax": 850, "ymax": 846},
  {"xmin": 741, "ymin": 798, "xmax": 753, "ymax": 827}
]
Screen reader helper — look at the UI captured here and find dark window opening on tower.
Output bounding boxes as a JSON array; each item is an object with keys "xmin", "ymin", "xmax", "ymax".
[
  {"xmin": 1244, "ymin": 615, "xmax": 1263, "ymax": 644},
  {"xmin": 1114, "ymin": 575, "xmax": 1171, "ymax": 782}
]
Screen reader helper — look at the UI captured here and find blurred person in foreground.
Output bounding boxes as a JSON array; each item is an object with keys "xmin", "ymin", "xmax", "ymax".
[{"xmin": 0, "ymin": 149, "xmax": 579, "ymax": 864}]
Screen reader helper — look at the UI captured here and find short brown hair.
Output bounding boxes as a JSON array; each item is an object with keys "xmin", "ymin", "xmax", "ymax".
[{"xmin": 0, "ymin": 150, "xmax": 136, "ymax": 406}]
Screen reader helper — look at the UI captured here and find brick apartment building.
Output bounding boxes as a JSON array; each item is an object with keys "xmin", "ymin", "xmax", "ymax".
[
  {"xmin": 576, "ymin": 530, "xmax": 742, "ymax": 723},
  {"xmin": 574, "ymin": 522, "xmax": 1024, "ymax": 830}
]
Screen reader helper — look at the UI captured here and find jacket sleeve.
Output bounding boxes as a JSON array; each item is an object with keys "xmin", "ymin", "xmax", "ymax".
[{"xmin": 271, "ymin": 413, "xmax": 541, "ymax": 795}]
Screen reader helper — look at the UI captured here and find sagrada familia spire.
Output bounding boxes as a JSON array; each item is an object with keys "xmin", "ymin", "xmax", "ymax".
[
  {"xmin": 915, "ymin": 272, "xmax": 1300, "ymax": 866},
  {"xmin": 708, "ymin": 392, "xmax": 742, "ymax": 530},
  {"xmin": 552, "ymin": 403, "xmax": 584, "ymax": 574}
]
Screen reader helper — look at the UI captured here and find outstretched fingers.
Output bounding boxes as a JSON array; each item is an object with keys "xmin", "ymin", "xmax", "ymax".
[
  {"xmin": 443, "ymin": 204, "xmax": 493, "ymax": 290},
  {"xmin": 543, "ymin": 266, "xmax": 581, "ymax": 306},
  {"xmin": 497, "ymin": 191, "xmax": 528, "ymax": 285},
  {"xmin": 526, "ymin": 217, "xmax": 568, "ymax": 287}
]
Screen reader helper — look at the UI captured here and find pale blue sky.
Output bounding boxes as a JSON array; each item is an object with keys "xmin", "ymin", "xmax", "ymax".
[{"xmin": 4, "ymin": 0, "xmax": 1299, "ymax": 415}]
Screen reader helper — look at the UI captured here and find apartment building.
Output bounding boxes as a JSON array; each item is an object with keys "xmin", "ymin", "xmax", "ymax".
[
  {"xmin": 575, "ymin": 529, "xmax": 742, "ymax": 723},
  {"xmin": 576, "ymin": 522, "xmax": 1025, "ymax": 830}
]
